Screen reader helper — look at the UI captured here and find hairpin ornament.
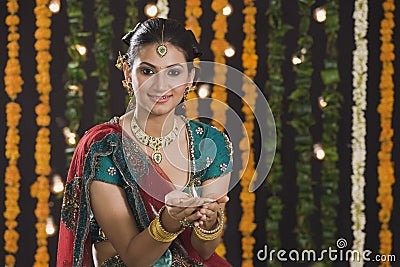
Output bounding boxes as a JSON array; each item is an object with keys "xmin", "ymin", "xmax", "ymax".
[{"xmin": 157, "ymin": 22, "xmax": 167, "ymax": 57}]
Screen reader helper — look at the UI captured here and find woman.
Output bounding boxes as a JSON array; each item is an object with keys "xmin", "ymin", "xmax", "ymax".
[{"xmin": 57, "ymin": 18, "xmax": 233, "ymax": 267}]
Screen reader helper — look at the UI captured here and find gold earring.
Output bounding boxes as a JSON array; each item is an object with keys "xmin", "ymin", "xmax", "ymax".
[
  {"xmin": 115, "ymin": 51, "xmax": 124, "ymax": 70},
  {"xmin": 183, "ymin": 85, "xmax": 196, "ymax": 103},
  {"xmin": 122, "ymin": 80, "xmax": 134, "ymax": 97}
]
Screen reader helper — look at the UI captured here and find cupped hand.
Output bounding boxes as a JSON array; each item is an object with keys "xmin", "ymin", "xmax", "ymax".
[{"xmin": 194, "ymin": 195, "xmax": 229, "ymax": 229}]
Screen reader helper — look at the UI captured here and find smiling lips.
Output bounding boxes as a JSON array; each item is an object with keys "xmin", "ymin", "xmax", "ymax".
[{"xmin": 148, "ymin": 93, "xmax": 173, "ymax": 103}]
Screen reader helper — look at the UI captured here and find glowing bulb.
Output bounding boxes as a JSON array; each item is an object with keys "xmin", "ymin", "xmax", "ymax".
[
  {"xmin": 222, "ymin": 4, "xmax": 233, "ymax": 16},
  {"xmin": 318, "ymin": 96, "xmax": 328, "ymax": 109},
  {"xmin": 51, "ymin": 174, "xmax": 64, "ymax": 194},
  {"xmin": 197, "ymin": 84, "xmax": 210, "ymax": 98},
  {"xmin": 75, "ymin": 44, "xmax": 87, "ymax": 56},
  {"xmin": 224, "ymin": 45, "xmax": 235, "ymax": 58},
  {"xmin": 46, "ymin": 216, "xmax": 57, "ymax": 236},
  {"xmin": 292, "ymin": 56, "xmax": 302, "ymax": 65},
  {"xmin": 68, "ymin": 84, "xmax": 79, "ymax": 92},
  {"xmin": 314, "ymin": 7, "xmax": 327, "ymax": 23},
  {"xmin": 314, "ymin": 143, "xmax": 325, "ymax": 160},
  {"xmin": 144, "ymin": 4, "xmax": 158, "ymax": 18},
  {"xmin": 63, "ymin": 127, "xmax": 77, "ymax": 146},
  {"xmin": 49, "ymin": 0, "xmax": 60, "ymax": 13}
]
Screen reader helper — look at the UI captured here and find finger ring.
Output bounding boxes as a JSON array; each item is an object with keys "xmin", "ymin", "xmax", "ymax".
[{"xmin": 180, "ymin": 217, "xmax": 193, "ymax": 228}]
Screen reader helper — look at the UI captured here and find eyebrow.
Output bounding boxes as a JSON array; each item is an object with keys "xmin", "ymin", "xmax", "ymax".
[{"xmin": 140, "ymin": 61, "xmax": 184, "ymax": 69}]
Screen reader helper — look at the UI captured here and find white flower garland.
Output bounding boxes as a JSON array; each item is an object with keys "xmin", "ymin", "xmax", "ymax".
[
  {"xmin": 350, "ymin": 0, "xmax": 368, "ymax": 266},
  {"xmin": 156, "ymin": 0, "xmax": 169, "ymax": 18}
]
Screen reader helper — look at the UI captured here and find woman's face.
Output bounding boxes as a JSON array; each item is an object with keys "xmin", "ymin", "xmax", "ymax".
[{"xmin": 125, "ymin": 42, "xmax": 194, "ymax": 117}]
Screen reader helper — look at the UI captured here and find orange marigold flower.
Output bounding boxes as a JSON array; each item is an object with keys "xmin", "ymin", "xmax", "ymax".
[
  {"xmin": 5, "ymin": 255, "xmax": 16, "ymax": 266},
  {"xmin": 7, "ymin": 1, "xmax": 19, "ymax": 13},
  {"xmin": 211, "ymin": 0, "xmax": 228, "ymax": 12},
  {"xmin": 8, "ymin": 32, "xmax": 20, "ymax": 42},
  {"xmin": 5, "ymin": 15, "xmax": 19, "ymax": 26},
  {"xmin": 34, "ymin": 27, "xmax": 51, "ymax": 40},
  {"xmin": 36, "ymin": 115, "xmax": 51, "ymax": 127},
  {"xmin": 36, "ymin": 17, "xmax": 51, "ymax": 28},
  {"xmin": 5, "ymin": 165, "xmax": 20, "ymax": 185},
  {"xmin": 192, "ymin": 7, "xmax": 202, "ymax": 18}
]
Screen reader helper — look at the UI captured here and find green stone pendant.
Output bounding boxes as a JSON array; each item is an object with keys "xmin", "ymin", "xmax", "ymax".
[
  {"xmin": 152, "ymin": 151, "xmax": 162, "ymax": 164},
  {"xmin": 157, "ymin": 44, "xmax": 167, "ymax": 57}
]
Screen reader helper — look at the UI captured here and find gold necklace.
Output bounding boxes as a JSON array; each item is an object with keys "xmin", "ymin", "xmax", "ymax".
[{"xmin": 130, "ymin": 116, "xmax": 179, "ymax": 164}]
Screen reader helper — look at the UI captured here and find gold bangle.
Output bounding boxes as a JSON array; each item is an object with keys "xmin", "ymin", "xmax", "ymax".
[
  {"xmin": 147, "ymin": 206, "xmax": 185, "ymax": 243},
  {"xmin": 193, "ymin": 208, "xmax": 224, "ymax": 241}
]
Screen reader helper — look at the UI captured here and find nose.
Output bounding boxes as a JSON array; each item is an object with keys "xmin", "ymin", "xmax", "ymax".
[{"xmin": 155, "ymin": 71, "xmax": 170, "ymax": 92}]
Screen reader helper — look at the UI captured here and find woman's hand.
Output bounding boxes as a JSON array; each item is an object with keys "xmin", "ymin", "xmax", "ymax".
[
  {"xmin": 195, "ymin": 195, "xmax": 229, "ymax": 229},
  {"xmin": 164, "ymin": 190, "xmax": 204, "ymax": 227}
]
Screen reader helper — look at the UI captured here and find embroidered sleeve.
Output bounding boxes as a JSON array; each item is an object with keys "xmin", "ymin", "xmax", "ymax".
[
  {"xmin": 201, "ymin": 126, "xmax": 233, "ymax": 181},
  {"xmin": 93, "ymin": 155, "xmax": 124, "ymax": 186}
]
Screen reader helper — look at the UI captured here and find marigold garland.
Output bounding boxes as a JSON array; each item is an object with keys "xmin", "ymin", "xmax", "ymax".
[
  {"xmin": 210, "ymin": 0, "xmax": 229, "ymax": 258},
  {"xmin": 239, "ymin": 1, "xmax": 257, "ymax": 266},
  {"xmin": 350, "ymin": 0, "xmax": 368, "ymax": 266},
  {"xmin": 377, "ymin": 0, "xmax": 395, "ymax": 265},
  {"xmin": 30, "ymin": 1, "xmax": 52, "ymax": 266},
  {"xmin": 185, "ymin": 0, "xmax": 202, "ymax": 120},
  {"xmin": 4, "ymin": 1, "xmax": 23, "ymax": 265}
]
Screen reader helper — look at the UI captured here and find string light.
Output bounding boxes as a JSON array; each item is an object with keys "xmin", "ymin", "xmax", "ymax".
[
  {"xmin": 313, "ymin": 143, "xmax": 325, "ymax": 160},
  {"xmin": 63, "ymin": 127, "xmax": 77, "ymax": 146},
  {"xmin": 51, "ymin": 173, "xmax": 64, "ymax": 194},
  {"xmin": 313, "ymin": 7, "xmax": 327, "ymax": 23},
  {"xmin": 144, "ymin": 3, "xmax": 158, "ymax": 18},
  {"xmin": 197, "ymin": 84, "xmax": 210, "ymax": 98},
  {"xmin": 292, "ymin": 55, "xmax": 303, "ymax": 65},
  {"xmin": 222, "ymin": 4, "xmax": 233, "ymax": 16},
  {"xmin": 45, "ymin": 216, "xmax": 57, "ymax": 236},
  {"xmin": 49, "ymin": 0, "xmax": 61, "ymax": 13},
  {"xmin": 318, "ymin": 96, "xmax": 328, "ymax": 109},
  {"xmin": 67, "ymin": 84, "xmax": 79, "ymax": 92},
  {"xmin": 224, "ymin": 45, "xmax": 236, "ymax": 58},
  {"xmin": 75, "ymin": 44, "xmax": 87, "ymax": 56}
]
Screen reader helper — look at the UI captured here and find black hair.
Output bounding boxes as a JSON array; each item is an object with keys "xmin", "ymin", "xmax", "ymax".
[{"xmin": 122, "ymin": 18, "xmax": 202, "ymax": 68}]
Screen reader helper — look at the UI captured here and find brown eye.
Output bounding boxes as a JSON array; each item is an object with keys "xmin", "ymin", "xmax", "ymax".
[{"xmin": 140, "ymin": 68, "xmax": 154, "ymax": 75}]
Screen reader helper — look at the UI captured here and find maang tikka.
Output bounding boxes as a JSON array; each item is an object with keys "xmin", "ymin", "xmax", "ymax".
[{"xmin": 156, "ymin": 22, "xmax": 167, "ymax": 57}]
